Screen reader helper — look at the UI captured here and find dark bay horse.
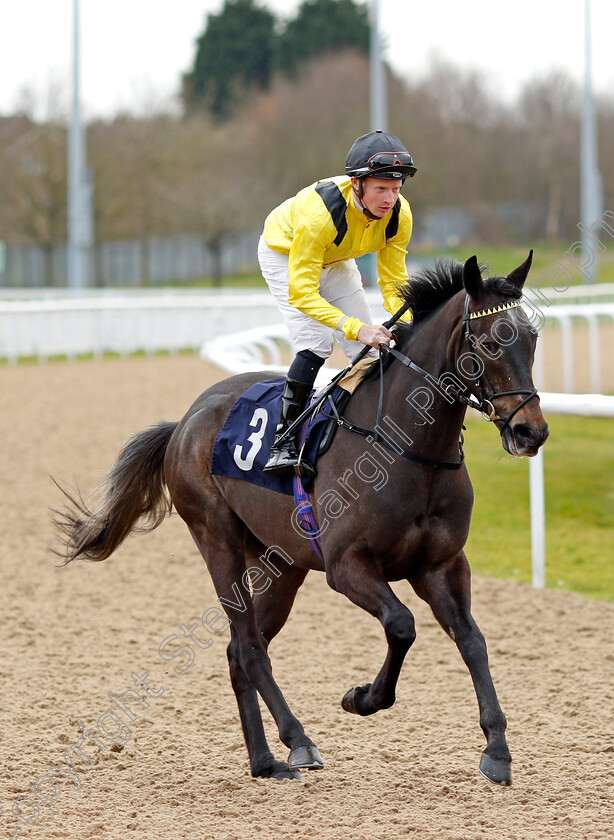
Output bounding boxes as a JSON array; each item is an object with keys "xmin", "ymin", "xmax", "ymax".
[{"xmin": 55, "ymin": 254, "xmax": 548, "ymax": 786}]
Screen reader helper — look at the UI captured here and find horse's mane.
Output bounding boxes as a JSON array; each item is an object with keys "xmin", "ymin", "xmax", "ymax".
[
  {"xmin": 398, "ymin": 259, "xmax": 466, "ymax": 323},
  {"xmin": 360, "ymin": 258, "xmax": 523, "ymax": 381},
  {"xmin": 396, "ymin": 259, "xmax": 522, "ymax": 326}
]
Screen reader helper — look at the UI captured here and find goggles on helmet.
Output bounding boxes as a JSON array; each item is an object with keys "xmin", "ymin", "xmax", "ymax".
[
  {"xmin": 367, "ymin": 152, "xmax": 415, "ymax": 171},
  {"xmin": 348, "ymin": 151, "xmax": 417, "ymax": 180}
]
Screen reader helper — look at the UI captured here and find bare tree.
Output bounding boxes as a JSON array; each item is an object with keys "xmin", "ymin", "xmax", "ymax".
[
  {"xmin": 89, "ymin": 114, "xmax": 185, "ymax": 283},
  {"xmin": 168, "ymin": 115, "xmax": 259, "ymax": 284},
  {"xmin": 392, "ymin": 58, "xmax": 504, "ymax": 212},
  {"xmin": 598, "ymin": 92, "xmax": 614, "ymax": 213},
  {"xmin": 234, "ymin": 51, "xmax": 370, "ymax": 208},
  {"xmin": 0, "ymin": 115, "xmax": 67, "ymax": 284},
  {"xmin": 517, "ymin": 72, "xmax": 580, "ymax": 240}
]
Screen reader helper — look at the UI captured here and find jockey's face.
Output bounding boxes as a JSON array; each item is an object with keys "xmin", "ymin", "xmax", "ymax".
[{"xmin": 352, "ymin": 176, "xmax": 402, "ymax": 219}]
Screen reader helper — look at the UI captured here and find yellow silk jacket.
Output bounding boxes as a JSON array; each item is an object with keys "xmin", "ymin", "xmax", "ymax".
[{"xmin": 263, "ymin": 176, "xmax": 413, "ymax": 341}]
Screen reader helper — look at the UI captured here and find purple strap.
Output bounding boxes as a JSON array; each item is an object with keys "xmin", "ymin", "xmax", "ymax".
[{"xmin": 292, "ymin": 415, "xmax": 324, "ymax": 565}]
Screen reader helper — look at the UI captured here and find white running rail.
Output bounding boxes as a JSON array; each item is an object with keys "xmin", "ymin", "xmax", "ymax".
[
  {"xmin": 0, "ymin": 293, "xmax": 286, "ymax": 363},
  {"xmin": 1, "ymin": 285, "xmax": 613, "ymax": 393}
]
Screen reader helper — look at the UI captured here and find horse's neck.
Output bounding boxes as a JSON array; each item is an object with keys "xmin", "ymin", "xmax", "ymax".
[{"xmin": 380, "ymin": 294, "xmax": 467, "ymax": 462}]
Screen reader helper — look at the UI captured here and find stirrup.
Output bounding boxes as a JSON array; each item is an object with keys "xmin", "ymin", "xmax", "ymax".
[
  {"xmin": 295, "ymin": 444, "xmax": 317, "ymax": 478},
  {"xmin": 263, "ymin": 441, "xmax": 316, "ymax": 478}
]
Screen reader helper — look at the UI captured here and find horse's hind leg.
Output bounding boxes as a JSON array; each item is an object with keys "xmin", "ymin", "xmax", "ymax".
[
  {"xmin": 410, "ymin": 552, "xmax": 512, "ymax": 786},
  {"xmin": 226, "ymin": 624, "xmax": 304, "ymax": 780},
  {"xmin": 226, "ymin": 559, "xmax": 315, "ymax": 779},
  {"xmin": 187, "ymin": 516, "xmax": 320, "ymax": 778},
  {"xmin": 226, "ymin": 624, "xmax": 295, "ymax": 779}
]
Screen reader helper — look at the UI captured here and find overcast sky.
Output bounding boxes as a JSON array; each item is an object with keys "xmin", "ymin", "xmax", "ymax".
[{"xmin": 1, "ymin": 1, "xmax": 612, "ymax": 119}]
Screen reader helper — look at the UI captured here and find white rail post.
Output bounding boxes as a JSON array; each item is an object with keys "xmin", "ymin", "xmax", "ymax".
[
  {"xmin": 533, "ymin": 335, "xmax": 545, "ymax": 390},
  {"xmin": 587, "ymin": 313, "xmax": 601, "ymax": 393},
  {"xmin": 529, "ymin": 449, "xmax": 546, "ymax": 588},
  {"xmin": 560, "ymin": 316, "xmax": 574, "ymax": 392}
]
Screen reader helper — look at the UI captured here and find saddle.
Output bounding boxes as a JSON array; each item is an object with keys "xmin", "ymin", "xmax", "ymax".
[{"xmin": 210, "ymin": 377, "xmax": 355, "ymax": 496}]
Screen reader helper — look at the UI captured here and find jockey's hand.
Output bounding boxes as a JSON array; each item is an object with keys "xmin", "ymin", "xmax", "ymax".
[{"xmin": 357, "ymin": 323, "xmax": 394, "ymax": 348}]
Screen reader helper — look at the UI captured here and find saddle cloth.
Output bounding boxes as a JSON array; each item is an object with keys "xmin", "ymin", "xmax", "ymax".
[{"xmin": 210, "ymin": 378, "xmax": 350, "ymax": 496}]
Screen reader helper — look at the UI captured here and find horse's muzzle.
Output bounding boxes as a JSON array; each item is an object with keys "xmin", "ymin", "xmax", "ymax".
[{"xmin": 502, "ymin": 421, "xmax": 549, "ymax": 457}]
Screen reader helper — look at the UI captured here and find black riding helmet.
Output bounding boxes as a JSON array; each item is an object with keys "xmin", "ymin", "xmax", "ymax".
[{"xmin": 346, "ymin": 130, "xmax": 417, "ymax": 180}]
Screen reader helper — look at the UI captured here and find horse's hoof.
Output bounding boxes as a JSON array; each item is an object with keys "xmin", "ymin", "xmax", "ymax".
[
  {"xmin": 341, "ymin": 684, "xmax": 375, "ymax": 716},
  {"xmin": 282, "ymin": 767, "xmax": 304, "ymax": 781},
  {"xmin": 341, "ymin": 686, "xmax": 359, "ymax": 714},
  {"xmin": 253, "ymin": 760, "xmax": 303, "ymax": 781},
  {"xmin": 479, "ymin": 753, "xmax": 512, "ymax": 786},
  {"xmin": 288, "ymin": 745, "xmax": 324, "ymax": 770}
]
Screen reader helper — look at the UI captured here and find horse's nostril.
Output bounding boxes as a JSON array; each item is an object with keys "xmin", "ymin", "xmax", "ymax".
[{"xmin": 513, "ymin": 423, "xmax": 549, "ymax": 448}]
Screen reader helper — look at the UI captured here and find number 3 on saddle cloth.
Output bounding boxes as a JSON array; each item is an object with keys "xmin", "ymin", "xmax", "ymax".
[{"xmin": 210, "ymin": 378, "xmax": 351, "ymax": 563}]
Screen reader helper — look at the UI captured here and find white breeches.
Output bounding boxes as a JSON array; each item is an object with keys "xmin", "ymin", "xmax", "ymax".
[{"xmin": 257, "ymin": 235, "xmax": 374, "ymax": 361}]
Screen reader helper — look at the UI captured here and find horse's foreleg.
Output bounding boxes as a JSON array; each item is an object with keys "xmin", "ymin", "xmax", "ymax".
[
  {"xmin": 410, "ymin": 552, "xmax": 512, "ymax": 786},
  {"xmin": 328, "ymin": 547, "xmax": 416, "ymax": 716}
]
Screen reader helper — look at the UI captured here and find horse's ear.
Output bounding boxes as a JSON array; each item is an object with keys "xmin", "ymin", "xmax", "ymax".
[
  {"xmin": 463, "ymin": 255, "xmax": 485, "ymax": 300},
  {"xmin": 507, "ymin": 249, "xmax": 533, "ymax": 289}
]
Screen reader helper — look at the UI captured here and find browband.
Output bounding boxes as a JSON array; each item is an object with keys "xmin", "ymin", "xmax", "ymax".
[{"xmin": 465, "ymin": 299, "xmax": 522, "ymax": 321}]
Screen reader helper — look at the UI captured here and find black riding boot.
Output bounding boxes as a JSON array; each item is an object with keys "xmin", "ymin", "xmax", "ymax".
[
  {"xmin": 263, "ymin": 351, "xmax": 323, "ymax": 477},
  {"xmin": 263, "ymin": 379, "xmax": 317, "ymax": 477}
]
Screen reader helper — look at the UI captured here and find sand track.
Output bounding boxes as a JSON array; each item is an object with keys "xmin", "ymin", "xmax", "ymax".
[{"xmin": 1, "ymin": 355, "xmax": 612, "ymax": 840}]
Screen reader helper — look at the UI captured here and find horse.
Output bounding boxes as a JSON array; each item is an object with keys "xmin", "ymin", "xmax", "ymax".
[{"xmin": 54, "ymin": 253, "xmax": 548, "ymax": 786}]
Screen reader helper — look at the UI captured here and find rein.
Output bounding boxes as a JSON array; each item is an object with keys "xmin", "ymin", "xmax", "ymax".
[{"xmin": 328, "ymin": 293, "xmax": 538, "ymax": 469}]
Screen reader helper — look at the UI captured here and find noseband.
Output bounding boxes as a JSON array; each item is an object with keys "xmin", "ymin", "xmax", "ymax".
[{"xmin": 384, "ymin": 294, "xmax": 539, "ymax": 436}]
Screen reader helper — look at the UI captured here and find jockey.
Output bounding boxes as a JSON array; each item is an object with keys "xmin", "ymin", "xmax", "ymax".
[{"xmin": 260, "ymin": 129, "xmax": 417, "ymax": 477}]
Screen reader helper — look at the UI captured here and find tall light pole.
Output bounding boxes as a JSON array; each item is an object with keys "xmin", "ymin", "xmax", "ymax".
[
  {"xmin": 366, "ymin": 0, "xmax": 388, "ymax": 286},
  {"xmin": 370, "ymin": 0, "xmax": 387, "ymax": 131},
  {"xmin": 67, "ymin": 0, "xmax": 90, "ymax": 288},
  {"xmin": 580, "ymin": 0, "xmax": 602, "ymax": 283}
]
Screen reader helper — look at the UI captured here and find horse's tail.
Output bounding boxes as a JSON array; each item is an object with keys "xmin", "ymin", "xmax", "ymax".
[{"xmin": 53, "ymin": 421, "xmax": 178, "ymax": 565}]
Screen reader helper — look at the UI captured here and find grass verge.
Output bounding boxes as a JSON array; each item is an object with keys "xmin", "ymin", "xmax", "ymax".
[{"xmin": 464, "ymin": 414, "xmax": 614, "ymax": 601}]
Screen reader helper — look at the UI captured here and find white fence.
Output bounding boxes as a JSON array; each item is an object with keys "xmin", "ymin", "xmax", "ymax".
[
  {"xmin": 201, "ymin": 323, "xmax": 614, "ymax": 590},
  {"xmin": 1, "ymin": 285, "xmax": 614, "ymax": 395},
  {"xmin": 534, "ymin": 282, "xmax": 614, "ymax": 304},
  {"xmin": 533, "ymin": 302, "xmax": 614, "ymax": 393},
  {"xmin": 0, "ymin": 292, "xmax": 284, "ymax": 362}
]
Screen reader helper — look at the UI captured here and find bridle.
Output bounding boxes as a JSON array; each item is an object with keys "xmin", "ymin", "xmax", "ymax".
[
  {"xmin": 383, "ymin": 294, "xmax": 539, "ymax": 436},
  {"xmin": 458, "ymin": 294, "xmax": 539, "ymax": 434}
]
